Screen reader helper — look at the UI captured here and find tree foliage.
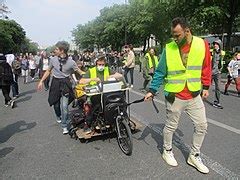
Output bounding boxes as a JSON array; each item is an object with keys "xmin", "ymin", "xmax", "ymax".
[
  {"xmin": 72, "ymin": 0, "xmax": 240, "ymax": 51},
  {"xmin": 0, "ymin": 19, "xmax": 26, "ymax": 54},
  {"xmin": 0, "ymin": 19, "xmax": 39, "ymax": 54},
  {"xmin": 20, "ymin": 38, "xmax": 39, "ymax": 54}
]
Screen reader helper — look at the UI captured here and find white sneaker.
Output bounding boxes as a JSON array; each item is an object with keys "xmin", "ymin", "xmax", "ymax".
[
  {"xmin": 62, "ymin": 128, "xmax": 69, "ymax": 135},
  {"xmin": 187, "ymin": 154, "xmax": 209, "ymax": 174},
  {"xmin": 162, "ymin": 149, "xmax": 178, "ymax": 166},
  {"xmin": 56, "ymin": 117, "xmax": 61, "ymax": 123},
  {"xmin": 9, "ymin": 100, "xmax": 15, "ymax": 108}
]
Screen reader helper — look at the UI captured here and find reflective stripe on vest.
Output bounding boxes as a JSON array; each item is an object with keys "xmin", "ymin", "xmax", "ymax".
[
  {"xmin": 165, "ymin": 36, "xmax": 205, "ymax": 92},
  {"xmin": 145, "ymin": 53, "xmax": 158, "ymax": 69},
  {"xmin": 89, "ymin": 66, "xmax": 110, "ymax": 85}
]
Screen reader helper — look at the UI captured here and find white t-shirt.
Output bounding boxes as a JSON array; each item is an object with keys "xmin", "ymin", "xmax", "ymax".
[
  {"xmin": 228, "ymin": 59, "xmax": 240, "ymax": 78},
  {"xmin": 29, "ymin": 60, "xmax": 36, "ymax": 70},
  {"xmin": 42, "ymin": 58, "xmax": 49, "ymax": 71}
]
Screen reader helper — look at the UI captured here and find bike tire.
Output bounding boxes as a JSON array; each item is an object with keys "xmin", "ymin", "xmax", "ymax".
[{"xmin": 116, "ymin": 119, "xmax": 133, "ymax": 156}]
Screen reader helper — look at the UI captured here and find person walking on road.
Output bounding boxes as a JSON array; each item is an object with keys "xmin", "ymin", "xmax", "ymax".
[
  {"xmin": 123, "ymin": 44, "xmax": 135, "ymax": 87},
  {"xmin": 29, "ymin": 55, "xmax": 36, "ymax": 82},
  {"xmin": 140, "ymin": 48, "xmax": 159, "ymax": 92},
  {"xmin": 224, "ymin": 52, "xmax": 240, "ymax": 97},
  {"xmin": 144, "ymin": 17, "xmax": 211, "ymax": 174},
  {"xmin": 211, "ymin": 40, "xmax": 224, "ymax": 109},
  {"xmin": 37, "ymin": 41, "xmax": 83, "ymax": 135},
  {"xmin": 21, "ymin": 55, "xmax": 29, "ymax": 84},
  {"xmin": 38, "ymin": 52, "xmax": 50, "ymax": 90},
  {"xmin": 11, "ymin": 56, "xmax": 21, "ymax": 99},
  {"xmin": 0, "ymin": 54, "xmax": 15, "ymax": 108},
  {"xmin": 34, "ymin": 52, "xmax": 41, "ymax": 79}
]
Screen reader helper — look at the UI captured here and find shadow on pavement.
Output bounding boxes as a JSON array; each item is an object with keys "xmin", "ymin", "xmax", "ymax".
[
  {"xmin": 0, "ymin": 120, "xmax": 37, "ymax": 144},
  {"xmin": 203, "ymin": 99, "xmax": 213, "ymax": 106},
  {"xmin": 0, "ymin": 147, "xmax": 14, "ymax": 158},
  {"xmin": 221, "ymin": 90, "xmax": 239, "ymax": 97},
  {"xmin": 20, "ymin": 89, "xmax": 37, "ymax": 96},
  {"xmin": 15, "ymin": 95, "xmax": 32, "ymax": 104},
  {"xmin": 138, "ymin": 123, "xmax": 189, "ymax": 160}
]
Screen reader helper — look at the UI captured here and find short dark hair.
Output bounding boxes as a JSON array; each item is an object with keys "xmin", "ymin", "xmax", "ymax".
[
  {"xmin": 55, "ymin": 41, "xmax": 70, "ymax": 54},
  {"xmin": 172, "ymin": 17, "xmax": 190, "ymax": 29},
  {"xmin": 129, "ymin": 44, "xmax": 133, "ymax": 50},
  {"xmin": 148, "ymin": 47, "xmax": 155, "ymax": 52},
  {"xmin": 96, "ymin": 55, "xmax": 106, "ymax": 64}
]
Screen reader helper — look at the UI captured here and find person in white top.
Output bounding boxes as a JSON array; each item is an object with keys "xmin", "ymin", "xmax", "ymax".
[
  {"xmin": 5, "ymin": 53, "xmax": 15, "ymax": 67},
  {"xmin": 39, "ymin": 52, "xmax": 50, "ymax": 90},
  {"xmin": 224, "ymin": 52, "xmax": 240, "ymax": 96},
  {"xmin": 28, "ymin": 55, "xmax": 36, "ymax": 81},
  {"xmin": 34, "ymin": 52, "xmax": 41, "ymax": 78},
  {"xmin": 123, "ymin": 44, "xmax": 135, "ymax": 87}
]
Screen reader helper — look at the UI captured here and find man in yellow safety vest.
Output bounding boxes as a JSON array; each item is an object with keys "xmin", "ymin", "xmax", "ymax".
[
  {"xmin": 144, "ymin": 17, "xmax": 211, "ymax": 174},
  {"xmin": 140, "ymin": 47, "xmax": 159, "ymax": 92},
  {"xmin": 79, "ymin": 55, "xmax": 122, "ymax": 133}
]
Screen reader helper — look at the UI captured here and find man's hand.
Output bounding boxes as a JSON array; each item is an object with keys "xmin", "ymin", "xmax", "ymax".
[
  {"xmin": 144, "ymin": 92, "xmax": 153, "ymax": 101},
  {"xmin": 202, "ymin": 89, "xmax": 209, "ymax": 99},
  {"xmin": 37, "ymin": 81, "xmax": 43, "ymax": 91},
  {"xmin": 94, "ymin": 77, "xmax": 101, "ymax": 83}
]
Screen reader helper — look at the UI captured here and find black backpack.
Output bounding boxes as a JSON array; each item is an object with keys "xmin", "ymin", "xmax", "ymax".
[{"xmin": 0, "ymin": 63, "xmax": 14, "ymax": 84}]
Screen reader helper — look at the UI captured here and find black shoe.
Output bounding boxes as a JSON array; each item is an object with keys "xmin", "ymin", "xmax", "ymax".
[
  {"xmin": 213, "ymin": 102, "xmax": 223, "ymax": 109},
  {"xmin": 223, "ymin": 91, "xmax": 229, "ymax": 95}
]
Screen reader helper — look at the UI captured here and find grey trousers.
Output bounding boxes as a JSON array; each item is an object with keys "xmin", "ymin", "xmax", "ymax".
[
  {"xmin": 163, "ymin": 95, "xmax": 208, "ymax": 155},
  {"xmin": 212, "ymin": 74, "xmax": 221, "ymax": 104}
]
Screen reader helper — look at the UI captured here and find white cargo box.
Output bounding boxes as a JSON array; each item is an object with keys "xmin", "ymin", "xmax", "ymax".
[{"xmin": 102, "ymin": 81, "xmax": 123, "ymax": 92}]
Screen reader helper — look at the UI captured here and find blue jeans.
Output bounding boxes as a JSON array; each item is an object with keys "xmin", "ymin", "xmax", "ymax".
[
  {"xmin": 53, "ymin": 95, "xmax": 69, "ymax": 129},
  {"xmin": 124, "ymin": 67, "xmax": 134, "ymax": 85}
]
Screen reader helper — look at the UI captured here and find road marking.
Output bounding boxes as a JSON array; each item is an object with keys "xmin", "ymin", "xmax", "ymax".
[
  {"xmin": 131, "ymin": 90, "xmax": 240, "ymax": 135},
  {"xmin": 130, "ymin": 110, "xmax": 240, "ymax": 179}
]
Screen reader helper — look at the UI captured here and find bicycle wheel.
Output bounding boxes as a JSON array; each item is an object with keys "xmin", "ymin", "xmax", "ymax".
[{"xmin": 116, "ymin": 119, "xmax": 133, "ymax": 155}]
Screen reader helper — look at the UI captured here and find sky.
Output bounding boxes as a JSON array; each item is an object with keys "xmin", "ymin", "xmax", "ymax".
[{"xmin": 6, "ymin": 0, "xmax": 124, "ymax": 48}]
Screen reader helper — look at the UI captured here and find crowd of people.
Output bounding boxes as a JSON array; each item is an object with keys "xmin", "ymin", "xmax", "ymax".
[{"xmin": 1, "ymin": 17, "xmax": 240, "ymax": 175}]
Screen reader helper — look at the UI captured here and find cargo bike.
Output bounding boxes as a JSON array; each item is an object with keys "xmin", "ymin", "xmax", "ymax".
[{"xmin": 69, "ymin": 80, "xmax": 143, "ymax": 155}]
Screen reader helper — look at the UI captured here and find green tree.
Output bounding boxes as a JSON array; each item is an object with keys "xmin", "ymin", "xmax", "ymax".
[
  {"xmin": 0, "ymin": 19, "xmax": 26, "ymax": 54},
  {"xmin": 72, "ymin": 0, "xmax": 240, "ymax": 52},
  {"xmin": 20, "ymin": 38, "xmax": 39, "ymax": 54}
]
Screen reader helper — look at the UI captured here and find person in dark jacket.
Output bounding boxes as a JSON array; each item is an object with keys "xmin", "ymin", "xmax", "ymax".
[
  {"xmin": 211, "ymin": 40, "xmax": 224, "ymax": 109},
  {"xmin": 37, "ymin": 41, "xmax": 83, "ymax": 135},
  {"xmin": 0, "ymin": 54, "xmax": 15, "ymax": 108}
]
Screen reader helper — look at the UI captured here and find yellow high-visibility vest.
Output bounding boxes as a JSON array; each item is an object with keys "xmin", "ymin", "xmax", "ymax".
[
  {"xmin": 89, "ymin": 66, "xmax": 110, "ymax": 85},
  {"xmin": 123, "ymin": 56, "xmax": 127, "ymax": 65},
  {"xmin": 165, "ymin": 36, "xmax": 205, "ymax": 92},
  {"xmin": 145, "ymin": 53, "xmax": 159, "ymax": 69}
]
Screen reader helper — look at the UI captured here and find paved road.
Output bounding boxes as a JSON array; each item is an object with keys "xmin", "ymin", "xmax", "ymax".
[{"xmin": 0, "ymin": 72, "xmax": 239, "ymax": 179}]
